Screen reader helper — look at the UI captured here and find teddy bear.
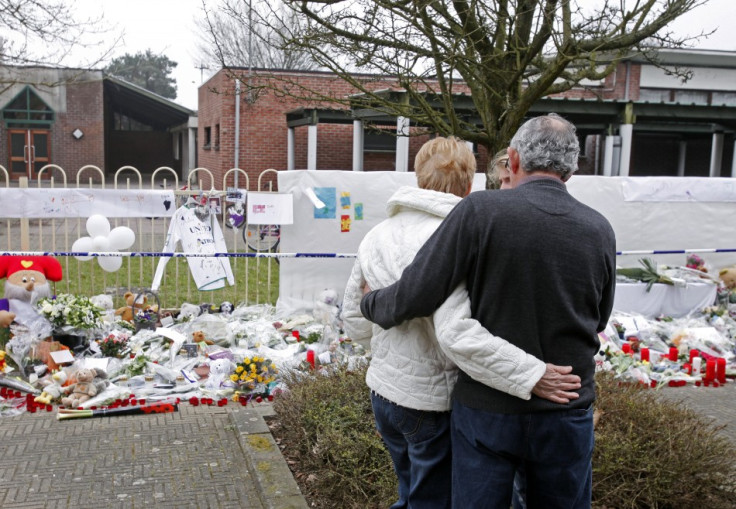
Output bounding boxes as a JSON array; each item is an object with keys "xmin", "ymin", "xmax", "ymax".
[
  {"xmin": 115, "ymin": 292, "xmax": 154, "ymax": 323},
  {"xmin": 35, "ymin": 370, "xmax": 68, "ymax": 405},
  {"xmin": 205, "ymin": 358, "xmax": 235, "ymax": 389},
  {"xmin": 61, "ymin": 367, "xmax": 108, "ymax": 408},
  {"xmin": 718, "ymin": 267, "xmax": 736, "ymax": 290},
  {"xmin": 192, "ymin": 330, "xmax": 214, "ymax": 346}
]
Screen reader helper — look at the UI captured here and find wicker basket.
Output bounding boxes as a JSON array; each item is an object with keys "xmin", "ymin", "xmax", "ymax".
[{"xmin": 132, "ymin": 290, "xmax": 161, "ymax": 333}]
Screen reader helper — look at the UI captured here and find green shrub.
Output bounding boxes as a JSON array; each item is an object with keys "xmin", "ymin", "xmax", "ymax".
[
  {"xmin": 271, "ymin": 367, "xmax": 736, "ymax": 508},
  {"xmin": 593, "ymin": 373, "xmax": 736, "ymax": 508},
  {"xmin": 270, "ymin": 365, "xmax": 396, "ymax": 508}
]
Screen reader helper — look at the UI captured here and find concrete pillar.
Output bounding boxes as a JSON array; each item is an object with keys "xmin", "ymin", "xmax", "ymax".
[
  {"xmin": 395, "ymin": 116, "xmax": 410, "ymax": 172},
  {"xmin": 732, "ymin": 139, "xmax": 736, "ymax": 178},
  {"xmin": 603, "ymin": 135, "xmax": 614, "ymax": 177},
  {"xmin": 709, "ymin": 132, "xmax": 723, "ymax": 177},
  {"xmin": 618, "ymin": 124, "xmax": 633, "ymax": 177},
  {"xmin": 352, "ymin": 120, "xmax": 364, "ymax": 171},
  {"xmin": 307, "ymin": 125, "xmax": 317, "ymax": 171},
  {"xmin": 677, "ymin": 140, "xmax": 687, "ymax": 177},
  {"xmin": 287, "ymin": 127, "xmax": 295, "ymax": 171}
]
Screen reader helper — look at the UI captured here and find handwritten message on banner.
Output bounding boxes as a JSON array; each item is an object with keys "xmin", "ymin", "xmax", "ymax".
[
  {"xmin": 246, "ymin": 192, "xmax": 294, "ymax": 225},
  {"xmin": 0, "ymin": 188, "xmax": 176, "ymax": 218}
]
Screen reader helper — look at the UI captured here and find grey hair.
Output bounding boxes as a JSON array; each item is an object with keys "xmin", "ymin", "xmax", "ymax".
[{"xmin": 509, "ymin": 113, "xmax": 580, "ymax": 179}]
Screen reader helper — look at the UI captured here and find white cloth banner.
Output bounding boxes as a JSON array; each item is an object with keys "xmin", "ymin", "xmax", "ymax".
[
  {"xmin": 613, "ymin": 282, "xmax": 717, "ymax": 318},
  {"xmin": 621, "ymin": 177, "xmax": 736, "ymax": 202},
  {"xmin": 0, "ymin": 188, "xmax": 176, "ymax": 218},
  {"xmin": 246, "ymin": 192, "xmax": 294, "ymax": 225}
]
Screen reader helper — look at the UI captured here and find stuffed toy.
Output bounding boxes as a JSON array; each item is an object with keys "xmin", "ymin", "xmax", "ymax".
[
  {"xmin": 205, "ymin": 358, "xmax": 234, "ymax": 389},
  {"xmin": 178, "ymin": 302, "xmax": 202, "ymax": 321},
  {"xmin": 718, "ymin": 267, "xmax": 736, "ymax": 289},
  {"xmin": 115, "ymin": 292, "xmax": 149, "ymax": 323},
  {"xmin": 313, "ymin": 288, "xmax": 343, "ymax": 331},
  {"xmin": 0, "ymin": 298, "xmax": 15, "ymax": 328},
  {"xmin": 35, "ymin": 370, "xmax": 68, "ymax": 405},
  {"xmin": 0, "ymin": 256, "xmax": 63, "ymax": 305},
  {"xmin": 192, "ymin": 330, "xmax": 215, "ymax": 346},
  {"xmin": 61, "ymin": 367, "xmax": 108, "ymax": 408}
]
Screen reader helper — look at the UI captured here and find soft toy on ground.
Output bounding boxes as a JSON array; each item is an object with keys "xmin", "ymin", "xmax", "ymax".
[
  {"xmin": 0, "ymin": 256, "xmax": 63, "ymax": 305},
  {"xmin": 0, "ymin": 299, "xmax": 15, "ymax": 328},
  {"xmin": 35, "ymin": 370, "xmax": 68, "ymax": 405},
  {"xmin": 192, "ymin": 330, "xmax": 214, "ymax": 346},
  {"xmin": 313, "ymin": 288, "xmax": 343, "ymax": 331},
  {"xmin": 61, "ymin": 367, "xmax": 108, "ymax": 408},
  {"xmin": 205, "ymin": 358, "xmax": 235, "ymax": 389},
  {"xmin": 719, "ymin": 267, "xmax": 736, "ymax": 290},
  {"xmin": 115, "ymin": 292, "xmax": 149, "ymax": 323}
]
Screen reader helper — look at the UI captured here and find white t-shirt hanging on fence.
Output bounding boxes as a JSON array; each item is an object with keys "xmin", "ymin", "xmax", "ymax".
[{"xmin": 151, "ymin": 205, "xmax": 234, "ymax": 292}]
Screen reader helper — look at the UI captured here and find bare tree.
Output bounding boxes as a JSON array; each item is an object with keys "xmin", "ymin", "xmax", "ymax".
[
  {"xmin": 0, "ymin": 0, "xmax": 117, "ymax": 87},
  {"xmin": 252, "ymin": 0, "xmax": 709, "ymax": 181},
  {"xmin": 196, "ymin": 0, "xmax": 320, "ymax": 71}
]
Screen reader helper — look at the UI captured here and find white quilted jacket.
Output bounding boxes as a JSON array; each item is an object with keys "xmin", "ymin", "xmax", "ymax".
[{"xmin": 342, "ymin": 186, "xmax": 546, "ymax": 411}]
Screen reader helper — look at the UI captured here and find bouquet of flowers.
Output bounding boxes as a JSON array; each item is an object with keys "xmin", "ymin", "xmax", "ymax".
[
  {"xmin": 37, "ymin": 294, "xmax": 104, "ymax": 331},
  {"xmin": 230, "ymin": 355, "xmax": 278, "ymax": 394},
  {"xmin": 98, "ymin": 333, "xmax": 130, "ymax": 358}
]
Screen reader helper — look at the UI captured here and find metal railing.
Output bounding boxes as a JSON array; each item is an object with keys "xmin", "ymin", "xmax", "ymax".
[{"xmin": 0, "ymin": 164, "xmax": 280, "ymax": 310}]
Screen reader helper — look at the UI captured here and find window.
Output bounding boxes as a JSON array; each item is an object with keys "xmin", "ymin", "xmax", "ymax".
[
  {"xmin": 113, "ymin": 112, "xmax": 152, "ymax": 131},
  {"xmin": 712, "ymin": 92, "xmax": 736, "ymax": 106},
  {"xmin": 673, "ymin": 90, "xmax": 708, "ymax": 105},
  {"xmin": 1, "ymin": 86, "xmax": 54, "ymax": 127},
  {"xmin": 364, "ymin": 130, "xmax": 396, "ymax": 152},
  {"xmin": 204, "ymin": 126, "xmax": 212, "ymax": 150},
  {"xmin": 638, "ymin": 88, "xmax": 671, "ymax": 103}
]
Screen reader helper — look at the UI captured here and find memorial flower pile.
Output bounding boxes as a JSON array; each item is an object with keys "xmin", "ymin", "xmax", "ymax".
[
  {"xmin": 37, "ymin": 294, "xmax": 104, "ymax": 330},
  {"xmin": 97, "ymin": 333, "xmax": 130, "ymax": 358},
  {"xmin": 230, "ymin": 355, "xmax": 278, "ymax": 393}
]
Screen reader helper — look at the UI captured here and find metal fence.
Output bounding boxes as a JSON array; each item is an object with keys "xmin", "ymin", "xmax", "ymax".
[{"xmin": 0, "ymin": 165, "xmax": 280, "ymax": 311}]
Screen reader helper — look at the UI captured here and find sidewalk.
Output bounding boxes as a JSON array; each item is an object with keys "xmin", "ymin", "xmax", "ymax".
[{"xmin": 0, "ymin": 401, "xmax": 307, "ymax": 509}]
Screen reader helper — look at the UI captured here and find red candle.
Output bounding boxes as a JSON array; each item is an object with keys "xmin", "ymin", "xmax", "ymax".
[
  {"xmin": 640, "ymin": 347, "xmax": 650, "ymax": 362},
  {"xmin": 291, "ymin": 330, "xmax": 300, "ymax": 342},
  {"xmin": 306, "ymin": 350, "xmax": 315, "ymax": 369},
  {"xmin": 716, "ymin": 358, "xmax": 727, "ymax": 384},
  {"xmin": 668, "ymin": 347, "xmax": 679, "ymax": 362},
  {"xmin": 689, "ymin": 349, "xmax": 700, "ymax": 364},
  {"xmin": 705, "ymin": 359, "xmax": 716, "ymax": 382},
  {"xmin": 621, "ymin": 342, "xmax": 631, "ymax": 354}
]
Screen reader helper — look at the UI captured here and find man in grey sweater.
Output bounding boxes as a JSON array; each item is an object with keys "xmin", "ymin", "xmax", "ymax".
[{"xmin": 361, "ymin": 114, "xmax": 616, "ymax": 508}]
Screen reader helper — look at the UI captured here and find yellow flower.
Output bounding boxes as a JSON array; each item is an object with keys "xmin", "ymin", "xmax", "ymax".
[
  {"xmin": 236, "ymin": 366, "xmax": 244, "ymax": 373},
  {"xmin": 230, "ymin": 374, "xmax": 239, "ymax": 382},
  {"xmin": 243, "ymin": 357, "xmax": 251, "ymax": 364},
  {"xmin": 250, "ymin": 363, "xmax": 256, "ymax": 371}
]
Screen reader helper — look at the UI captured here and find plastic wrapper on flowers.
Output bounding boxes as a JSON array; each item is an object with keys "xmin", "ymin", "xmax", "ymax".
[{"xmin": 228, "ymin": 318, "xmax": 288, "ymax": 349}]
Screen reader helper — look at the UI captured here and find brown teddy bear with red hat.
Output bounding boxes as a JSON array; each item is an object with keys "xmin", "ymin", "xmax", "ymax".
[{"xmin": 0, "ymin": 256, "xmax": 63, "ymax": 305}]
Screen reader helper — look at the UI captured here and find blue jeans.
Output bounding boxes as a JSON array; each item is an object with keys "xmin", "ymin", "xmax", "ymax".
[
  {"xmin": 451, "ymin": 400, "xmax": 593, "ymax": 509},
  {"xmin": 371, "ymin": 391, "xmax": 452, "ymax": 509}
]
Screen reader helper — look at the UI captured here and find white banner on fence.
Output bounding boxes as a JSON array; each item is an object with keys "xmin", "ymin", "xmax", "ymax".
[
  {"xmin": 0, "ymin": 188, "xmax": 176, "ymax": 218},
  {"xmin": 622, "ymin": 177, "xmax": 736, "ymax": 202},
  {"xmin": 246, "ymin": 192, "xmax": 294, "ymax": 225},
  {"xmin": 277, "ymin": 171, "xmax": 736, "ymax": 316}
]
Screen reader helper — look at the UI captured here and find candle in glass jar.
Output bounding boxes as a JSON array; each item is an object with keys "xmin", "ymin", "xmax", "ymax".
[
  {"xmin": 668, "ymin": 347, "xmax": 678, "ymax": 362},
  {"xmin": 692, "ymin": 356, "xmax": 702, "ymax": 376},
  {"xmin": 640, "ymin": 347, "xmax": 650, "ymax": 362},
  {"xmin": 689, "ymin": 349, "xmax": 700, "ymax": 364},
  {"xmin": 621, "ymin": 342, "xmax": 631, "ymax": 354},
  {"xmin": 705, "ymin": 359, "xmax": 716, "ymax": 381},
  {"xmin": 716, "ymin": 358, "xmax": 727, "ymax": 384}
]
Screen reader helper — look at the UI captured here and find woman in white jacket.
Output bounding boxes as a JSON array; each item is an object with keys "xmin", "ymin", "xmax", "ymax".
[{"xmin": 342, "ymin": 137, "xmax": 579, "ymax": 509}]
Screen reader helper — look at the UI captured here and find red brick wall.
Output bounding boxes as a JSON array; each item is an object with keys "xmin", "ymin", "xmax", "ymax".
[
  {"xmin": 54, "ymin": 80, "xmax": 105, "ymax": 182},
  {"xmin": 198, "ymin": 70, "xmax": 490, "ymax": 189}
]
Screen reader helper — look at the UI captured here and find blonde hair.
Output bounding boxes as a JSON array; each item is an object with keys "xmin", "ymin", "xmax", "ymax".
[{"xmin": 414, "ymin": 136, "xmax": 476, "ymax": 197}]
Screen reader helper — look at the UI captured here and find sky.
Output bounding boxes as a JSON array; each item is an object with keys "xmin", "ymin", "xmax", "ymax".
[{"xmin": 69, "ymin": 0, "xmax": 736, "ymax": 111}]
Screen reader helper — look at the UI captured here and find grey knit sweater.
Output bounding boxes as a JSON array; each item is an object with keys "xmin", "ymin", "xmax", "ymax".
[{"xmin": 361, "ymin": 177, "xmax": 616, "ymax": 413}]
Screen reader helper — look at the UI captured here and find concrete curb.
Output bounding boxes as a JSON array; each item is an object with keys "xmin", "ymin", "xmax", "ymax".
[{"xmin": 229, "ymin": 404, "xmax": 309, "ymax": 509}]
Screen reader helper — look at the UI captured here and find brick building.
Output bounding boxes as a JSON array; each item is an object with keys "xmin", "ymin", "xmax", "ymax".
[
  {"xmin": 0, "ymin": 66, "xmax": 196, "ymax": 183},
  {"xmin": 199, "ymin": 48, "xmax": 736, "ymax": 188}
]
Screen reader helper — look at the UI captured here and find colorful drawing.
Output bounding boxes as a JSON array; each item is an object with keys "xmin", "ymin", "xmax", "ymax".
[
  {"xmin": 354, "ymin": 203, "xmax": 364, "ymax": 220},
  {"xmin": 314, "ymin": 187, "xmax": 337, "ymax": 219},
  {"xmin": 340, "ymin": 192, "xmax": 351, "ymax": 209},
  {"xmin": 341, "ymin": 215, "xmax": 351, "ymax": 232}
]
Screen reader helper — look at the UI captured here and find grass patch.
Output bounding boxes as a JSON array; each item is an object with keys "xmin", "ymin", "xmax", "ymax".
[{"xmin": 269, "ymin": 368, "xmax": 736, "ymax": 508}]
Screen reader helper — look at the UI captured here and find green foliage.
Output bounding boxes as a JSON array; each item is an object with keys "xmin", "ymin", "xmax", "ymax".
[
  {"xmin": 106, "ymin": 50, "xmax": 178, "ymax": 99},
  {"xmin": 271, "ymin": 368, "xmax": 736, "ymax": 508},
  {"xmin": 593, "ymin": 373, "xmax": 736, "ymax": 508},
  {"xmin": 271, "ymin": 365, "xmax": 396, "ymax": 508}
]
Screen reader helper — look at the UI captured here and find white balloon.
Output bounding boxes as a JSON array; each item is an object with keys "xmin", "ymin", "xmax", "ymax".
[
  {"xmin": 71, "ymin": 236, "xmax": 94, "ymax": 261},
  {"xmin": 92, "ymin": 235, "xmax": 111, "ymax": 252},
  {"xmin": 86, "ymin": 214, "xmax": 111, "ymax": 238},
  {"xmin": 108, "ymin": 226, "xmax": 136, "ymax": 250},
  {"xmin": 98, "ymin": 256, "xmax": 123, "ymax": 272}
]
